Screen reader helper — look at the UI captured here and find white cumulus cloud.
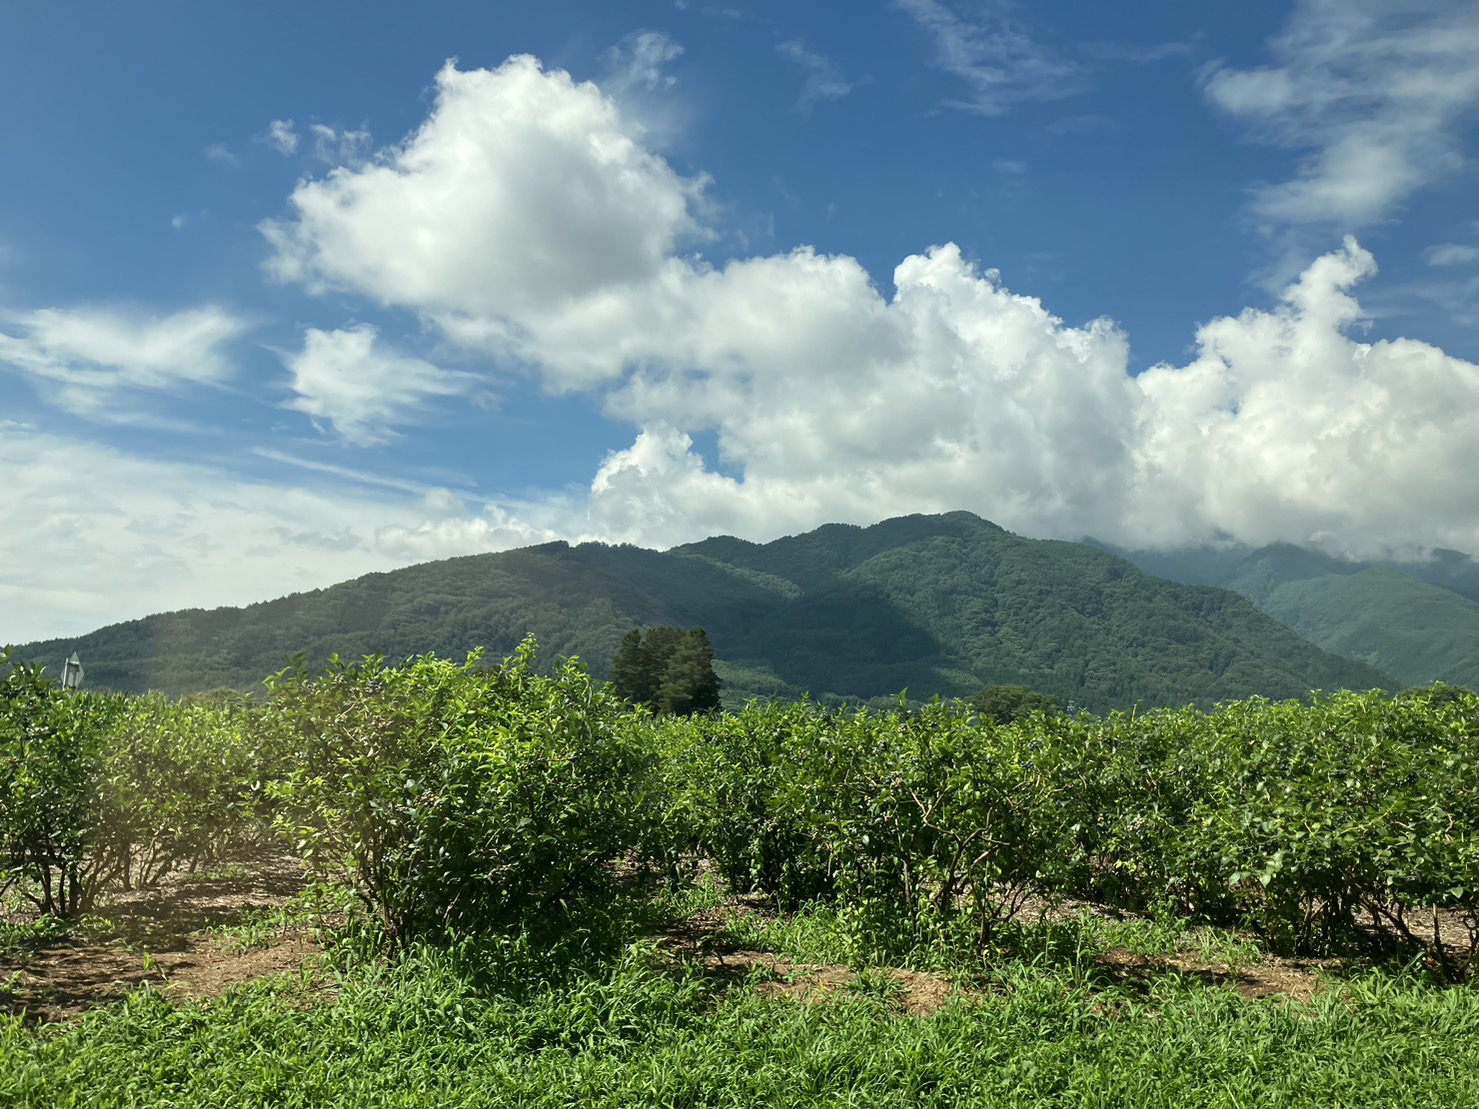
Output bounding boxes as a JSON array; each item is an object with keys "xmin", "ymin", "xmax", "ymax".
[
  {"xmin": 261, "ymin": 53, "xmax": 1479, "ymax": 563},
  {"xmin": 374, "ymin": 502, "xmax": 566, "ymax": 562},
  {"xmin": 262, "ymin": 55, "xmax": 711, "ymax": 388},
  {"xmin": 1137, "ymin": 238, "xmax": 1479, "ymax": 556}
]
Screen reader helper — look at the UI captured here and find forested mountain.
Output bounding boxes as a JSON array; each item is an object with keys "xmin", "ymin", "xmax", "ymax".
[
  {"xmin": 13, "ymin": 512, "xmax": 1390, "ymax": 713},
  {"xmin": 1102, "ymin": 540, "xmax": 1479, "ymax": 690}
]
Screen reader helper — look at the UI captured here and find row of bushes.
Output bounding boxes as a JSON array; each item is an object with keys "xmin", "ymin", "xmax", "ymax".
[
  {"xmin": 656, "ymin": 689, "xmax": 1479, "ymax": 973},
  {"xmin": 0, "ymin": 643, "xmax": 656, "ymax": 948},
  {"xmin": 5, "ymin": 642, "xmax": 1478, "ymax": 976},
  {"xmin": 0, "ymin": 648, "xmax": 274, "ymax": 917}
]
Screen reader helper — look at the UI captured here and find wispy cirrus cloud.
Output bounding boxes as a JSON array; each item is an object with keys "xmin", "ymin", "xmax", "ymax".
[
  {"xmin": 0, "ymin": 424, "xmax": 430, "ymax": 642},
  {"xmin": 776, "ymin": 39, "xmax": 862, "ymax": 116},
  {"xmin": 257, "ymin": 118, "xmax": 371, "ymax": 163},
  {"xmin": 894, "ymin": 0, "xmax": 1079, "ymax": 115},
  {"xmin": 1079, "ymin": 39, "xmax": 1195, "ymax": 65},
  {"xmin": 282, "ymin": 325, "xmax": 481, "ymax": 446},
  {"xmin": 0, "ymin": 304, "xmax": 246, "ymax": 421},
  {"xmin": 306, "ymin": 122, "xmax": 372, "ymax": 164},
  {"xmin": 1202, "ymin": 0, "xmax": 1479, "ymax": 230},
  {"xmin": 261, "ymin": 118, "xmax": 299, "ymax": 155},
  {"xmin": 603, "ymin": 30, "xmax": 684, "ymax": 96},
  {"xmin": 1425, "ymin": 242, "xmax": 1479, "ymax": 267}
]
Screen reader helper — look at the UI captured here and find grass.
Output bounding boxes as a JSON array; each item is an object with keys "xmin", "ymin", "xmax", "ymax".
[
  {"xmin": 206, "ymin": 883, "xmax": 357, "ymax": 954},
  {"xmin": 0, "ymin": 915, "xmax": 71, "ymax": 961},
  {"xmin": 723, "ymin": 903, "xmax": 860, "ymax": 966},
  {"xmin": 6, "ymin": 895, "xmax": 1479, "ymax": 1108},
  {"xmin": 1068, "ymin": 907, "xmax": 1265, "ymax": 971},
  {"xmin": 6, "ymin": 947, "xmax": 1478, "ymax": 1107}
]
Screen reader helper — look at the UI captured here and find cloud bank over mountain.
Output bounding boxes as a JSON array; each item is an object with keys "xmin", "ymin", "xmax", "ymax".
[{"xmin": 262, "ymin": 54, "xmax": 1479, "ymax": 562}]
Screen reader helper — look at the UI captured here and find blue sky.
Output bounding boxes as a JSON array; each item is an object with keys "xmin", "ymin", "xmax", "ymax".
[{"xmin": 4, "ymin": 0, "xmax": 1479, "ymax": 643}]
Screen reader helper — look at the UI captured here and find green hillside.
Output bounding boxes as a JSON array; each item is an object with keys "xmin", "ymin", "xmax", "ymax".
[
  {"xmin": 1395, "ymin": 547, "xmax": 1479, "ymax": 604},
  {"xmin": 1242, "ymin": 565, "xmax": 1479, "ymax": 690},
  {"xmin": 12, "ymin": 512, "xmax": 1390, "ymax": 713},
  {"xmin": 1105, "ymin": 540, "xmax": 1479, "ymax": 691}
]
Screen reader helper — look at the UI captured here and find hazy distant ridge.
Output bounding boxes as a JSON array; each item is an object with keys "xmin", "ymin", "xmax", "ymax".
[{"xmin": 1102, "ymin": 540, "xmax": 1479, "ymax": 690}]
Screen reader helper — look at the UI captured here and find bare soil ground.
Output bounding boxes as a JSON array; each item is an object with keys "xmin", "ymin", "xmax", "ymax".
[
  {"xmin": 1, "ymin": 848, "xmax": 321, "ymax": 1027},
  {"xmin": 1093, "ymin": 948, "xmax": 1331, "ymax": 1003}
]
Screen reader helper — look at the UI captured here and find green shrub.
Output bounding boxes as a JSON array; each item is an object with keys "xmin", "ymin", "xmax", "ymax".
[
  {"xmin": 89, "ymin": 693, "xmax": 278, "ymax": 892},
  {"xmin": 1070, "ymin": 691, "xmax": 1479, "ymax": 971},
  {"xmin": 666, "ymin": 700, "xmax": 1078, "ymax": 959},
  {"xmin": 658, "ymin": 703, "xmax": 837, "ymax": 907},
  {"xmin": 791, "ymin": 701, "xmax": 1078, "ymax": 957},
  {"xmin": 262, "ymin": 639, "xmax": 655, "ymax": 945},
  {"xmin": 0, "ymin": 648, "xmax": 113, "ymax": 917}
]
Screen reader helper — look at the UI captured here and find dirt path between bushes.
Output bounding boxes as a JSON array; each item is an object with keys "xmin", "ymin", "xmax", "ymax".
[
  {"xmin": 1, "ymin": 849, "xmax": 322, "ymax": 1027},
  {"xmin": 5, "ymin": 859, "xmax": 1414, "ymax": 1027},
  {"xmin": 652, "ymin": 893, "xmax": 1333, "ymax": 1013}
]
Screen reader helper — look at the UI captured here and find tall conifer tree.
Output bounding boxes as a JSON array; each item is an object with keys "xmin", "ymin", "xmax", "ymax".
[
  {"xmin": 608, "ymin": 626, "xmax": 720, "ymax": 715},
  {"xmin": 658, "ymin": 628, "xmax": 722, "ymax": 716},
  {"xmin": 607, "ymin": 629, "xmax": 654, "ymax": 707}
]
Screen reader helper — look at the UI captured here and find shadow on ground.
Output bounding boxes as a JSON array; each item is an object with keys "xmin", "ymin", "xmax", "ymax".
[{"xmin": 1, "ymin": 848, "xmax": 319, "ymax": 1027}]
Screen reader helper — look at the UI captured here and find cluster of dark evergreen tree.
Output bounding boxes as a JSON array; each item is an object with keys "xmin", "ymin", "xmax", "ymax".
[
  {"xmin": 966, "ymin": 684, "xmax": 1065, "ymax": 724},
  {"xmin": 607, "ymin": 627, "xmax": 721, "ymax": 715}
]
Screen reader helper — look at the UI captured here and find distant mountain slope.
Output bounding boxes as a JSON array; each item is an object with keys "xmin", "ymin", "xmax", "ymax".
[
  {"xmin": 1103, "ymin": 541, "xmax": 1479, "ymax": 690},
  {"xmin": 1396, "ymin": 548, "xmax": 1479, "ymax": 604},
  {"xmin": 1231, "ymin": 563, "xmax": 1479, "ymax": 690},
  {"xmin": 13, "ymin": 512, "xmax": 1390, "ymax": 712}
]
